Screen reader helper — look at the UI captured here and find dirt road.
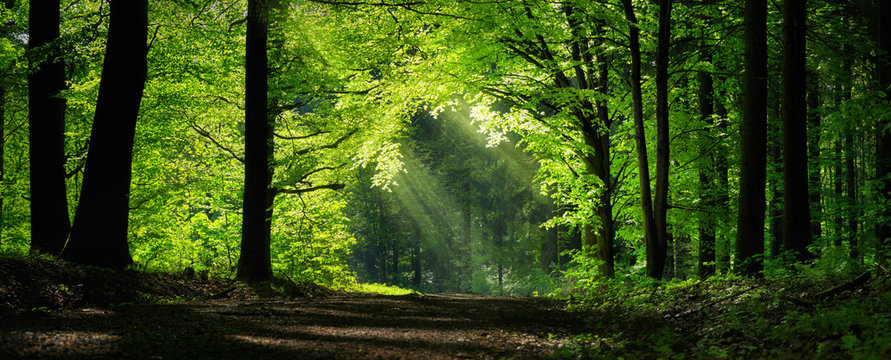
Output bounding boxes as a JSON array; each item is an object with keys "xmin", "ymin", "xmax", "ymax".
[{"xmin": 1, "ymin": 294, "xmax": 586, "ymax": 359}]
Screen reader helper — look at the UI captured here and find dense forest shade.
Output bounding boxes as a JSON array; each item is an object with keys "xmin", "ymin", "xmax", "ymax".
[{"xmin": 0, "ymin": 0, "xmax": 887, "ymax": 293}]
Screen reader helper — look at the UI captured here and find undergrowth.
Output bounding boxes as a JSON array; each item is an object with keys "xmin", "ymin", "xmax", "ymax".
[{"xmin": 553, "ymin": 260, "xmax": 891, "ymax": 359}]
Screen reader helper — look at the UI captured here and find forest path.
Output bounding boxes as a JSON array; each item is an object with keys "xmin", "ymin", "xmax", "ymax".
[{"xmin": 1, "ymin": 293, "xmax": 587, "ymax": 359}]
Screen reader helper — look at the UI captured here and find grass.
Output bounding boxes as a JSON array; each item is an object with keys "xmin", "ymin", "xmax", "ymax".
[{"xmin": 351, "ymin": 282, "xmax": 418, "ymax": 296}]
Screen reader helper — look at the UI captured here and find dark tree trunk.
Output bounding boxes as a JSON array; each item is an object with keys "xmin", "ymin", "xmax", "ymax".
[
  {"xmin": 621, "ymin": 0, "xmax": 661, "ymax": 279},
  {"xmin": 846, "ymin": 132, "xmax": 859, "ymax": 263},
  {"xmin": 697, "ymin": 64, "xmax": 716, "ymax": 279},
  {"xmin": 593, "ymin": 58, "xmax": 614, "ymax": 279},
  {"xmin": 736, "ymin": 0, "xmax": 768, "ymax": 276},
  {"xmin": 807, "ymin": 73, "xmax": 823, "ymax": 243},
  {"xmin": 62, "ymin": 0, "xmax": 147, "ymax": 268},
  {"xmin": 833, "ymin": 138, "xmax": 844, "ymax": 245},
  {"xmin": 563, "ymin": 6, "xmax": 614, "ymax": 278},
  {"xmin": 0, "ymin": 87, "xmax": 4, "ymax": 245},
  {"xmin": 715, "ymin": 95, "xmax": 731, "ymax": 273},
  {"xmin": 781, "ymin": 0, "xmax": 813, "ymax": 261},
  {"xmin": 875, "ymin": 0, "xmax": 891, "ymax": 262},
  {"xmin": 653, "ymin": 0, "xmax": 672, "ymax": 280},
  {"xmin": 768, "ymin": 108, "xmax": 783, "ymax": 258},
  {"xmin": 236, "ymin": 0, "xmax": 273, "ymax": 281},
  {"xmin": 768, "ymin": 150, "xmax": 783, "ymax": 258},
  {"xmin": 28, "ymin": 0, "xmax": 70, "ymax": 255}
]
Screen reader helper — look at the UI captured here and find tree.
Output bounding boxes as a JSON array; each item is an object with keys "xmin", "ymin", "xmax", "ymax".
[
  {"xmin": 876, "ymin": 0, "xmax": 891, "ymax": 261},
  {"xmin": 28, "ymin": 0, "xmax": 69, "ymax": 255},
  {"xmin": 61, "ymin": 0, "xmax": 148, "ymax": 268},
  {"xmin": 654, "ymin": 0, "xmax": 673, "ymax": 279},
  {"xmin": 697, "ymin": 50, "xmax": 716, "ymax": 279},
  {"xmin": 236, "ymin": 0, "xmax": 273, "ymax": 281},
  {"xmin": 781, "ymin": 0, "xmax": 812, "ymax": 261},
  {"xmin": 0, "ymin": 0, "xmax": 14, "ymax": 247},
  {"xmin": 736, "ymin": 0, "xmax": 768, "ymax": 276},
  {"xmin": 621, "ymin": 0, "xmax": 661, "ymax": 279}
]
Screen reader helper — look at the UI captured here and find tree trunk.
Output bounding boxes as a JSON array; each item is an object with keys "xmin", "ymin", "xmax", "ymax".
[
  {"xmin": 0, "ymin": 87, "xmax": 5, "ymax": 246},
  {"xmin": 875, "ymin": 0, "xmax": 891, "ymax": 262},
  {"xmin": 697, "ymin": 65, "xmax": 716, "ymax": 279},
  {"xmin": 28, "ymin": 0, "xmax": 70, "ymax": 255},
  {"xmin": 807, "ymin": 73, "xmax": 822, "ymax": 243},
  {"xmin": 564, "ymin": 6, "xmax": 614, "ymax": 279},
  {"xmin": 846, "ymin": 132, "xmax": 859, "ymax": 263},
  {"xmin": 593, "ymin": 58, "xmax": 614, "ymax": 279},
  {"xmin": 833, "ymin": 138, "xmax": 844, "ymax": 245},
  {"xmin": 736, "ymin": 0, "xmax": 768, "ymax": 276},
  {"xmin": 236, "ymin": 0, "xmax": 273, "ymax": 281},
  {"xmin": 768, "ymin": 117, "xmax": 783, "ymax": 258},
  {"xmin": 782, "ymin": 0, "xmax": 813, "ymax": 261},
  {"xmin": 653, "ymin": 0, "xmax": 672, "ymax": 280},
  {"xmin": 621, "ymin": 0, "xmax": 661, "ymax": 279},
  {"xmin": 715, "ymin": 95, "xmax": 731, "ymax": 273},
  {"xmin": 62, "ymin": 0, "xmax": 147, "ymax": 268}
]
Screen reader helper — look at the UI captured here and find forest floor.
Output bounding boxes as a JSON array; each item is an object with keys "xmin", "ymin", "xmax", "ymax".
[
  {"xmin": 1, "ymin": 256, "xmax": 890, "ymax": 359},
  {"xmin": 0, "ymin": 257, "xmax": 585, "ymax": 359}
]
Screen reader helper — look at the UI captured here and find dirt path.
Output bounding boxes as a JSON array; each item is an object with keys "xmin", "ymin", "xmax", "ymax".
[{"xmin": 1, "ymin": 294, "xmax": 586, "ymax": 359}]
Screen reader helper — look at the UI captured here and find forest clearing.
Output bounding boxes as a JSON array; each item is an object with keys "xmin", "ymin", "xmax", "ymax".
[{"xmin": 2, "ymin": 0, "xmax": 891, "ymax": 358}]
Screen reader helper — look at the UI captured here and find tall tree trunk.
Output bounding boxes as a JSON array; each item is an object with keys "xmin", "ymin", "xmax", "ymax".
[
  {"xmin": 833, "ymin": 138, "xmax": 844, "ymax": 245},
  {"xmin": 846, "ymin": 132, "xmax": 859, "ymax": 263},
  {"xmin": 620, "ymin": 0, "xmax": 660, "ymax": 279},
  {"xmin": 807, "ymin": 73, "xmax": 823, "ymax": 243},
  {"xmin": 0, "ymin": 87, "xmax": 5, "ymax": 246},
  {"xmin": 593, "ymin": 58, "xmax": 614, "ymax": 279},
  {"xmin": 768, "ymin": 108, "xmax": 783, "ymax": 258},
  {"xmin": 875, "ymin": 0, "xmax": 891, "ymax": 262},
  {"xmin": 62, "ymin": 0, "xmax": 147, "ymax": 268},
  {"xmin": 768, "ymin": 151, "xmax": 783, "ymax": 258},
  {"xmin": 236, "ymin": 0, "xmax": 273, "ymax": 281},
  {"xmin": 782, "ymin": 0, "xmax": 813, "ymax": 261},
  {"xmin": 736, "ymin": 0, "xmax": 768, "ymax": 276},
  {"xmin": 697, "ymin": 63, "xmax": 716, "ymax": 279},
  {"xmin": 653, "ymin": 0, "xmax": 672, "ymax": 280},
  {"xmin": 564, "ymin": 6, "xmax": 614, "ymax": 278},
  {"xmin": 715, "ymin": 95, "xmax": 731, "ymax": 273},
  {"xmin": 28, "ymin": 0, "xmax": 70, "ymax": 255}
]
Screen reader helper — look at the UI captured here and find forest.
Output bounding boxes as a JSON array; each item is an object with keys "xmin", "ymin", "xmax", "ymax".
[{"xmin": 1, "ymin": 0, "xmax": 890, "ymax": 358}]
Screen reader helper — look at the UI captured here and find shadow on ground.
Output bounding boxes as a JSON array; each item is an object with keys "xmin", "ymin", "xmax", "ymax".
[{"xmin": 0, "ymin": 294, "xmax": 587, "ymax": 359}]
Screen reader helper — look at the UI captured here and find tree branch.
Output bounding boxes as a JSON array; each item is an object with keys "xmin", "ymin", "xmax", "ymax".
[{"xmin": 189, "ymin": 123, "xmax": 245, "ymax": 164}]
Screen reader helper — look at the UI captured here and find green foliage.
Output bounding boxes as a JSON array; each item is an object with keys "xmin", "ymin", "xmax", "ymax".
[{"xmin": 352, "ymin": 283, "xmax": 416, "ymax": 296}]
